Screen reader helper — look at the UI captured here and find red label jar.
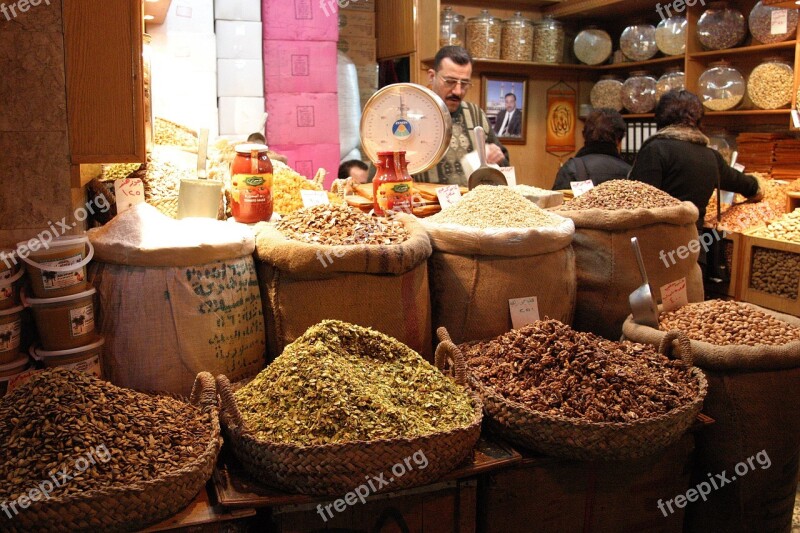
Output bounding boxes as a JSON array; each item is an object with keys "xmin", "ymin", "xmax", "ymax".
[{"xmin": 230, "ymin": 143, "xmax": 274, "ymax": 223}]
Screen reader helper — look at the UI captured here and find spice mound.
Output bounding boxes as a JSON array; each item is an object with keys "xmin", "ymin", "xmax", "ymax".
[
  {"xmin": 565, "ymin": 180, "xmax": 681, "ymax": 210},
  {"xmin": 659, "ymin": 300, "xmax": 800, "ymax": 347},
  {"xmin": 275, "ymin": 204, "xmax": 410, "ymax": 246},
  {"xmin": 462, "ymin": 319, "xmax": 699, "ymax": 423},
  {"xmin": 0, "ymin": 369, "xmax": 213, "ymax": 503},
  {"xmin": 427, "ymin": 185, "xmax": 565, "ymax": 229},
  {"xmin": 234, "ymin": 320, "xmax": 476, "ymax": 446},
  {"xmin": 272, "ymin": 160, "xmax": 341, "ymax": 214}
]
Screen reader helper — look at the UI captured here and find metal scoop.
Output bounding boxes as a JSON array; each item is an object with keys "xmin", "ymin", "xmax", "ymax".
[
  {"xmin": 468, "ymin": 126, "xmax": 507, "ymax": 190},
  {"xmin": 177, "ymin": 128, "xmax": 222, "ymax": 219},
  {"xmin": 629, "ymin": 237, "xmax": 659, "ymax": 328}
]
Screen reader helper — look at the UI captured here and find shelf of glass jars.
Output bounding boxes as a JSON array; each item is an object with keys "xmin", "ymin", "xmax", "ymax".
[
  {"xmin": 593, "ymin": 55, "xmax": 686, "ymax": 72},
  {"xmin": 420, "ymin": 57, "xmax": 597, "ymax": 74},
  {"xmin": 688, "ymin": 40, "xmax": 797, "ymax": 60}
]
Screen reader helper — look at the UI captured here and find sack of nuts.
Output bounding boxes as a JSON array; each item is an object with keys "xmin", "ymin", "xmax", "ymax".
[
  {"xmin": 556, "ymin": 180, "xmax": 704, "ymax": 340},
  {"xmin": 622, "ymin": 300, "xmax": 800, "ymax": 532}
]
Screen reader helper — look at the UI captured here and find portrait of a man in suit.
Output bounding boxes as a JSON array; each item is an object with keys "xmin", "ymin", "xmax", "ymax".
[{"xmin": 493, "ymin": 93, "xmax": 522, "ymax": 137}]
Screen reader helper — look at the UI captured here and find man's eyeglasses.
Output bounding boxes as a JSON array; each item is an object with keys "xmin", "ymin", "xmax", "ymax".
[{"xmin": 437, "ymin": 75, "xmax": 472, "ymax": 90}]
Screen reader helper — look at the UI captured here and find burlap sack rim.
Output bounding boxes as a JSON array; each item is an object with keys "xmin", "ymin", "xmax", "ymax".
[
  {"xmin": 556, "ymin": 200, "xmax": 699, "ymax": 230},
  {"xmin": 622, "ymin": 302, "xmax": 800, "ymax": 371},
  {"xmin": 421, "ymin": 216, "xmax": 575, "ymax": 257},
  {"xmin": 255, "ymin": 213, "xmax": 432, "ymax": 275}
]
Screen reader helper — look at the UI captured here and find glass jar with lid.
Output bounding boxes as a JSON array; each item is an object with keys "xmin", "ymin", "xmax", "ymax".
[
  {"xmin": 698, "ymin": 61, "xmax": 745, "ymax": 111},
  {"xmin": 501, "ymin": 12, "xmax": 534, "ymax": 61},
  {"xmin": 532, "ymin": 16, "xmax": 564, "ymax": 63},
  {"xmin": 622, "ymin": 71, "xmax": 657, "ymax": 114},
  {"xmin": 706, "ymin": 129, "xmax": 737, "ymax": 165},
  {"xmin": 590, "ymin": 75, "xmax": 624, "ymax": 112},
  {"xmin": 696, "ymin": 2, "xmax": 746, "ymax": 50},
  {"xmin": 620, "ymin": 22, "xmax": 658, "ymax": 62},
  {"xmin": 573, "ymin": 26, "xmax": 612, "ymax": 65},
  {"xmin": 655, "ymin": 16, "xmax": 687, "ymax": 56},
  {"xmin": 439, "ymin": 6, "xmax": 466, "ymax": 48},
  {"xmin": 467, "ymin": 9, "xmax": 501, "ymax": 59},
  {"xmin": 749, "ymin": 1, "xmax": 798, "ymax": 44},
  {"xmin": 656, "ymin": 67, "xmax": 686, "ymax": 101},
  {"xmin": 748, "ymin": 57, "xmax": 794, "ymax": 109}
]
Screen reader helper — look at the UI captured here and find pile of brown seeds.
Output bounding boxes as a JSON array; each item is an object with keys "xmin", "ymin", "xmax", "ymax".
[
  {"xmin": 276, "ymin": 203, "xmax": 410, "ymax": 246},
  {"xmin": 428, "ymin": 185, "xmax": 565, "ymax": 229},
  {"xmin": 0, "ymin": 369, "xmax": 213, "ymax": 502},
  {"xmin": 659, "ymin": 300, "xmax": 800, "ymax": 346},
  {"xmin": 235, "ymin": 320, "xmax": 476, "ymax": 446},
  {"xmin": 462, "ymin": 319, "xmax": 699, "ymax": 423},
  {"xmin": 565, "ymin": 180, "xmax": 681, "ymax": 210}
]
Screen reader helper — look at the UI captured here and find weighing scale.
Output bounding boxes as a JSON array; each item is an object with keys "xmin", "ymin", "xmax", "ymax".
[{"xmin": 360, "ymin": 83, "xmax": 453, "ymax": 175}]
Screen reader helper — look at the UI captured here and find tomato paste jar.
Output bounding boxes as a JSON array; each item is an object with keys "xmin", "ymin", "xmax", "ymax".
[
  {"xmin": 373, "ymin": 151, "xmax": 413, "ymax": 216},
  {"xmin": 231, "ymin": 143, "xmax": 274, "ymax": 223}
]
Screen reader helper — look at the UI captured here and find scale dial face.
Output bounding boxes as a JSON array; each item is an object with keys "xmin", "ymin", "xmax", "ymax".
[{"xmin": 360, "ymin": 83, "xmax": 453, "ymax": 175}]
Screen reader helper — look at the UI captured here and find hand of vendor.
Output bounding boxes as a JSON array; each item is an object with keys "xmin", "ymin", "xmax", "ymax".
[
  {"xmin": 745, "ymin": 174, "xmax": 767, "ymax": 203},
  {"xmin": 485, "ymin": 143, "xmax": 505, "ymax": 165}
]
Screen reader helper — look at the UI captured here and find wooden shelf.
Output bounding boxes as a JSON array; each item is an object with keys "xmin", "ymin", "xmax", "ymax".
[
  {"xmin": 594, "ymin": 55, "xmax": 685, "ymax": 71},
  {"xmin": 421, "ymin": 57, "xmax": 595, "ymax": 71},
  {"xmin": 689, "ymin": 40, "xmax": 797, "ymax": 60},
  {"xmin": 622, "ymin": 113, "xmax": 655, "ymax": 119},
  {"xmin": 705, "ymin": 109, "xmax": 793, "ymax": 116}
]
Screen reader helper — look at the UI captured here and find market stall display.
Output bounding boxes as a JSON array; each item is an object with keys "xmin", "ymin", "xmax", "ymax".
[
  {"xmin": 573, "ymin": 27, "xmax": 611, "ymax": 66},
  {"xmin": 698, "ymin": 61, "xmax": 745, "ymax": 111},
  {"xmin": 557, "ymin": 180, "xmax": 704, "ymax": 340},
  {"xmin": 423, "ymin": 186, "xmax": 576, "ymax": 345},
  {"xmin": 590, "ymin": 76, "xmax": 624, "ymax": 112},
  {"xmin": 437, "ymin": 321, "xmax": 705, "ymax": 460},
  {"xmin": 655, "ymin": 15, "xmax": 687, "ymax": 56},
  {"xmin": 217, "ymin": 320, "xmax": 481, "ymax": 495},
  {"xmin": 656, "ymin": 68, "xmax": 686, "ymax": 101},
  {"xmin": 696, "ymin": 2, "xmax": 747, "ymax": 50},
  {"xmin": 620, "ymin": 23, "xmax": 658, "ymax": 62},
  {"xmin": 623, "ymin": 302, "xmax": 800, "ymax": 533},
  {"xmin": 748, "ymin": 1, "xmax": 798, "ymax": 44},
  {"xmin": 0, "ymin": 369, "xmax": 221, "ymax": 531},
  {"xmin": 621, "ymin": 71, "xmax": 657, "ymax": 114},
  {"xmin": 256, "ymin": 205, "xmax": 433, "ymax": 360},
  {"xmin": 747, "ymin": 57, "xmax": 794, "ymax": 110},
  {"xmin": 703, "ymin": 176, "xmax": 788, "ymax": 232}
]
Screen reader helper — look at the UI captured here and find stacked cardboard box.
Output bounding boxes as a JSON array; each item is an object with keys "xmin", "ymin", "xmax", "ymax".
[
  {"xmin": 148, "ymin": 0, "xmax": 219, "ymax": 137},
  {"xmin": 263, "ymin": 0, "xmax": 340, "ymax": 186},
  {"xmin": 337, "ymin": 1, "xmax": 377, "ymax": 107},
  {"xmin": 215, "ymin": 0, "xmax": 264, "ymax": 136}
]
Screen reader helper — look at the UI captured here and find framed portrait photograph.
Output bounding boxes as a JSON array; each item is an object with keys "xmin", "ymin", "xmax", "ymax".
[{"xmin": 481, "ymin": 74, "xmax": 528, "ymax": 145}]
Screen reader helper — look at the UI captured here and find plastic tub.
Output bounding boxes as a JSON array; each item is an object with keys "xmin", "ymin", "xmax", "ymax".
[
  {"xmin": 0, "ymin": 354, "xmax": 30, "ymax": 397},
  {"xmin": 18, "ymin": 235, "xmax": 93, "ymax": 298},
  {"xmin": 0, "ymin": 305, "xmax": 24, "ymax": 364},
  {"xmin": 0, "ymin": 260, "xmax": 24, "ymax": 310},
  {"xmin": 25, "ymin": 288, "xmax": 98, "ymax": 351},
  {"xmin": 30, "ymin": 337, "xmax": 104, "ymax": 378}
]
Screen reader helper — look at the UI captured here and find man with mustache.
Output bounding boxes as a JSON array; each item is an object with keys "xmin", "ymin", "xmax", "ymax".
[{"xmin": 415, "ymin": 46, "xmax": 509, "ymax": 186}]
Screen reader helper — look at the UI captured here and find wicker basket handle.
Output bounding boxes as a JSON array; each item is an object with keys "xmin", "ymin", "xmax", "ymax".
[
  {"xmin": 215, "ymin": 374, "xmax": 245, "ymax": 431},
  {"xmin": 435, "ymin": 327, "xmax": 467, "ymax": 387},
  {"xmin": 659, "ymin": 330, "xmax": 694, "ymax": 367},
  {"xmin": 190, "ymin": 371, "xmax": 217, "ymax": 412}
]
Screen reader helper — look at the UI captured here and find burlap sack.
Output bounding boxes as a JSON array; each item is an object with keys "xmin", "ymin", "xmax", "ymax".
[
  {"xmin": 623, "ymin": 305, "xmax": 800, "ymax": 533},
  {"xmin": 556, "ymin": 201, "xmax": 704, "ymax": 340},
  {"xmin": 256, "ymin": 213, "xmax": 433, "ymax": 360},
  {"xmin": 422, "ymin": 217, "xmax": 576, "ymax": 345},
  {"xmin": 88, "ymin": 206, "xmax": 265, "ymax": 395}
]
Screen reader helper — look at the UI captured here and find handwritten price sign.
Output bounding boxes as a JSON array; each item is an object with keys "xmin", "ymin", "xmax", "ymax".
[
  {"xmin": 300, "ymin": 190, "xmax": 330, "ymax": 208},
  {"xmin": 114, "ymin": 178, "xmax": 145, "ymax": 213},
  {"xmin": 509, "ymin": 296, "xmax": 540, "ymax": 330},
  {"xmin": 436, "ymin": 185, "xmax": 462, "ymax": 210},
  {"xmin": 660, "ymin": 277, "xmax": 688, "ymax": 313},
  {"xmin": 570, "ymin": 179, "xmax": 594, "ymax": 197}
]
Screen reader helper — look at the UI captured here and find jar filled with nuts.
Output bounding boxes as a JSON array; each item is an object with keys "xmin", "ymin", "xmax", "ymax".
[
  {"xmin": 620, "ymin": 22, "xmax": 658, "ymax": 62},
  {"xmin": 439, "ymin": 6, "xmax": 466, "ymax": 49},
  {"xmin": 573, "ymin": 26, "xmax": 612, "ymax": 66},
  {"xmin": 533, "ymin": 15, "xmax": 565, "ymax": 64},
  {"xmin": 748, "ymin": 57, "xmax": 794, "ymax": 110},
  {"xmin": 696, "ymin": 2, "xmax": 746, "ymax": 50},
  {"xmin": 501, "ymin": 12, "xmax": 534, "ymax": 61},
  {"xmin": 467, "ymin": 9, "xmax": 501, "ymax": 60},
  {"xmin": 698, "ymin": 61, "xmax": 745, "ymax": 111},
  {"xmin": 655, "ymin": 15, "xmax": 687, "ymax": 56},
  {"xmin": 749, "ymin": 1, "xmax": 798, "ymax": 44},
  {"xmin": 622, "ymin": 71, "xmax": 657, "ymax": 114},
  {"xmin": 590, "ymin": 75, "xmax": 624, "ymax": 112},
  {"xmin": 656, "ymin": 67, "xmax": 686, "ymax": 102}
]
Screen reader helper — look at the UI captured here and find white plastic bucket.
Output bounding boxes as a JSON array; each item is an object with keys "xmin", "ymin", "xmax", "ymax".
[
  {"xmin": 0, "ymin": 305, "xmax": 24, "ymax": 364},
  {"xmin": 30, "ymin": 337, "xmax": 104, "ymax": 379},
  {"xmin": 0, "ymin": 354, "xmax": 30, "ymax": 397},
  {"xmin": 18, "ymin": 235, "xmax": 93, "ymax": 298},
  {"xmin": 25, "ymin": 288, "xmax": 98, "ymax": 351},
  {"xmin": 0, "ymin": 251, "xmax": 24, "ymax": 310}
]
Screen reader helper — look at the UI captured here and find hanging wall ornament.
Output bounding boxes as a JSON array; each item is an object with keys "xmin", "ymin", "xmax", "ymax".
[{"xmin": 546, "ymin": 81, "xmax": 576, "ymax": 156}]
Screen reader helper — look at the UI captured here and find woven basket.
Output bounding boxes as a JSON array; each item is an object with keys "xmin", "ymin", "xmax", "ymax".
[
  {"xmin": 216, "ymin": 355, "xmax": 483, "ymax": 496},
  {"xmin": 4, "ymin": 372, "xmax": 222, "ymax": 532},
  {"xmin": 437, "ymin": 328, "xmax": 708, "ymax": 461}
]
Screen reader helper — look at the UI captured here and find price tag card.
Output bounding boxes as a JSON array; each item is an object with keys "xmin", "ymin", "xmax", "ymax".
[
  {"xmin": 300, "ymin": 190, "xmax": 330, "ymax": 208},
  {"xmin": 509, "ymin": 296, "xmax": 540, "ymax": 330},
  {"xmin": 771, "ymin": 9, "xmax": 788, "ymax": 35},
  {"xmin": 732, "ymin": 163, "xmax": 745, "ymax": 173},
  {"xmin": 114, "ymin": 178, "xmax": 145, "ymax": 213},
  {"xmin": 570, "ymin": 179, "xmax": 594, "ymax": 197},
  {"xmin": 436, "ymin": 185, "xmax": 462, "ymax": 210},
  {"xmin": 792, "ymin": 110, "xmax": 800, "ymax": 129},
  {"xmin": 660, "ymin": 277, "xmax": 688, "ymax": 313},
  {"xmin": 499, "ymin": 167, "xmax": 517, "ymax": 186}
]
